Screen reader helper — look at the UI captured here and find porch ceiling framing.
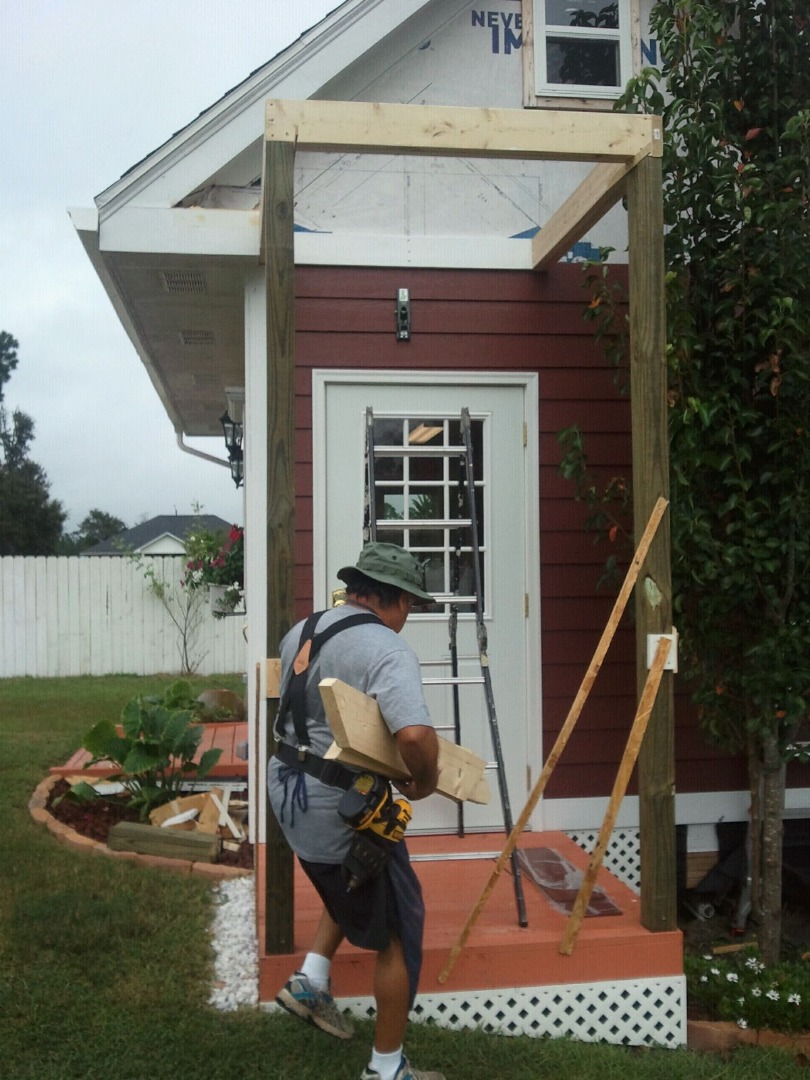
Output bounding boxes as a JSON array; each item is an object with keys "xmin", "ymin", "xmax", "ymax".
[{"xmin": 260, "ymin": 99, "xmax": 674, "ymax": 955}]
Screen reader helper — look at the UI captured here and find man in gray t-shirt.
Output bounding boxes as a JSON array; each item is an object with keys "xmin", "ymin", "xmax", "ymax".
[{"xmin": 269, "ymin": 543, "xmax": 445, "ymax": 1080}]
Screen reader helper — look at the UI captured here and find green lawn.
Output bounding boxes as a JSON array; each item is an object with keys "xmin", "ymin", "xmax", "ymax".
[{"xmin": 0, "ymin": 675, "xmax": 806, "ymax": 1079}]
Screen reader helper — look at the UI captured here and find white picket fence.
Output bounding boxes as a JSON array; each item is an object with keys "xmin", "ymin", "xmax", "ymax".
[{"xmin": 0, "ymin": 557, "xmax": 246, "ymax": 677}]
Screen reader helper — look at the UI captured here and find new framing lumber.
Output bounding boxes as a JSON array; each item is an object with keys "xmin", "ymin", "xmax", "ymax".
[
  {"xmin": 319, "ymin": 678, "xmax": 490, "ymax": 805},
  {"xmin": 260, "ymin": 96, "xmax": 673, "ymax": 950}
]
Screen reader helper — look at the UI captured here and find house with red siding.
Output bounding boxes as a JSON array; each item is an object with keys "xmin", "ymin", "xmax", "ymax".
[{"xmin": 70, "ymin": 0, "xmax": 807, "ymax": 1048}]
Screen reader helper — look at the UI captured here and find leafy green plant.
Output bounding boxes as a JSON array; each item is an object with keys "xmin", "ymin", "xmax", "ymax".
[
  {"xmin": 557, "ymin": 423, "xmax": 632, "ymax": 590},
  {"xmin": 123, "ymin": 546, "xmax": 208, "ymax": 673},
  {"xmin": 686, "ymin": 949, "xmax": 809, "ymax": 1034},
  {"xmin": 81, "ymin": 679, "xmax": 221, "ymax": 819},
  {"xmin": 570, "ymin": 0, "xmax": 810, "ymax": 967}
]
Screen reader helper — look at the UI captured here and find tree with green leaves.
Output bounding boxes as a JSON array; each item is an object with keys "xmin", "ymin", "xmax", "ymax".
[
  {"xmin": 0, "ymin": 332, "xmax": 66, "ymax": 555},
  {"xmin": 617, "ymin": 2, "xmax": 810, "ymax": 964},
  {"xmin": 59, "ymin": 508, "xmax": 126, "ymax": 553}
]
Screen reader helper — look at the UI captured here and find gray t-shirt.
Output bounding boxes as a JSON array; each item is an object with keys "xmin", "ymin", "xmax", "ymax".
[{"xmin": 267, "ymin": 604, "xmax": 432, "ymax": 863}]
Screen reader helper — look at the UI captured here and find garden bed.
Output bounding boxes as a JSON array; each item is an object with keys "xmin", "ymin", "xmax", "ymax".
[{"xmin": 44, "ymin": 778, "xmax": 253, "ymax": 871}]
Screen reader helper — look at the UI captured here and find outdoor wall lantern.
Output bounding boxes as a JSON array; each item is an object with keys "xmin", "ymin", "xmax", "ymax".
[{"xmin": 220, "ymin": 410, "xmax": 244, "ymax": 488}]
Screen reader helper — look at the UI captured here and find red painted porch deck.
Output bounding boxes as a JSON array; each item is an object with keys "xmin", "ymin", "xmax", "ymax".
[
  {"xmin": 49, "ymin": 721, "xmax": 249, "ymax": 781},
  {"xmin": 257, "ymin": 830, "xmax": 683, "ymax": 1004}
]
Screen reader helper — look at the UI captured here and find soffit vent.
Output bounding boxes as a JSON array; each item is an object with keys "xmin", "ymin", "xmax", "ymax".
[
  {"xmin": 161, "ymin": 270, "xmax": 207, "ymax": 294},
  {"xmin": 180, "ymin": 329, "xmax": 216, "ymax": 346}
]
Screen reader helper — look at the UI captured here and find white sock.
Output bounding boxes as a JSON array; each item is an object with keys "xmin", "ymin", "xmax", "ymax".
[
  {"xmin": 299, "ymin": 952, "xmax": 331, "ymax": 991},
  {"xmin": 369, "ymin": 1047, "xmax": 404, "ymax": 1080}
]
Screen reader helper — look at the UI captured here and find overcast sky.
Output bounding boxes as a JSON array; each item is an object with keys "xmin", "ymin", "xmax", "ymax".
[{"xmin": 1, "ymin": 1, "xmax": 336, "ymax": 532}]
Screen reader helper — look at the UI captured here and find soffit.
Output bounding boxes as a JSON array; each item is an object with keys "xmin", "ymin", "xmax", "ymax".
[{"xmin": 104, "ymin": 251, "xmax": 247, "ymax": 437}]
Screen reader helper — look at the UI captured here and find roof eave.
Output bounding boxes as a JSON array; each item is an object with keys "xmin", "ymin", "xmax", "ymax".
[{"xmin": 94, "ymin": 0, "xmax": 432, "ymax": 219}]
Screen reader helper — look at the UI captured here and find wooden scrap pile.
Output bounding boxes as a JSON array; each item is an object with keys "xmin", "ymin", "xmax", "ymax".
[{"xmin": 107, "ymin": 787, "xmax": 248, "ymax": 862}]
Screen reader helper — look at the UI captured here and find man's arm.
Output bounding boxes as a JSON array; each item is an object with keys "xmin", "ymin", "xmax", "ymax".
[{"xmin": 393, "ymin": 724, "xmax": 439, "ymax": 800}]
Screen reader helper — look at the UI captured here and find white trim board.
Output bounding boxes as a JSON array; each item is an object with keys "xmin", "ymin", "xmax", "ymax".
[{"xmin": 542, "ymin": 788, "xmax": 810, "ymax": 851}]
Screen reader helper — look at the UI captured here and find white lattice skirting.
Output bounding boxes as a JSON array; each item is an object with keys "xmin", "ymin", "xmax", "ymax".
[
  {"xmin": 566, "ymin": 827, "xmax": 641, "ymax": 892},
  {"xmin": 328, "ymin": 975, "xmax": 686, "ymax": 1048}
]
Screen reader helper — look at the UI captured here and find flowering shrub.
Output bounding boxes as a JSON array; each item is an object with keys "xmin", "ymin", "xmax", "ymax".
[
  {"xmin": 182, "ymin": 525, "xmax": 244, "ymax": 618},
  {"xmin": 686, "ymin": 949, "xmax": 810, "ymax": 1034},
  {"xmin": 183, "ymin": 525, "xmax": 244, "ymax": 591}
]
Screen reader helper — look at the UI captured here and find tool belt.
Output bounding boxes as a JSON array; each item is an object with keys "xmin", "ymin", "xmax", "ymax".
[{"xmin": 274, "ymin": 739, "xmax": 356, "ymax": 791}]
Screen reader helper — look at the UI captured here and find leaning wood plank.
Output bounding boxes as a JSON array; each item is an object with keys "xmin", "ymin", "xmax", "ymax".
[
  {"xmin": 559, "ymin": 634, "xmax": 672, "ymax": 955},
  {"xmin": 319, "ymin": 678, "xmax": 490, "ymax": 805},
  {"xmin": 438, "ymin": 497, "xmax": 669, "ymax": 984},
  {"xmin": 266, "ymin": 99, "xmax": 662, "ymax": 164}
]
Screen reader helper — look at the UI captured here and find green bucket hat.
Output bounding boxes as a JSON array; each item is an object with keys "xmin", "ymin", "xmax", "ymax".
[{"xmin": 337, "ymin": 542, "xmax": 433, "ymax": 603}]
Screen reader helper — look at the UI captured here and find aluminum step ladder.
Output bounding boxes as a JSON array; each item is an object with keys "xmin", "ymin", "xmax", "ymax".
[{"xmin": 364, "ymin": 406, "xmax": 528, "ymax": 926}]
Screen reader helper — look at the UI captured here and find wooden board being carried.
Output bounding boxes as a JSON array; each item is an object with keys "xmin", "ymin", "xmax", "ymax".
[{"xmin": 319, "ymin": 678, "xmax": 490, "ymax": 805}]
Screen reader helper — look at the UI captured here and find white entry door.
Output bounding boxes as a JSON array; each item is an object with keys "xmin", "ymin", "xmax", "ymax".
[{"xmin": 313, "ymin": 371, "xmax": 540, "ymax": 834}]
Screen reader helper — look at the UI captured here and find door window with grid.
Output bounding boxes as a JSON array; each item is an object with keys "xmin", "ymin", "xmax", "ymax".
[{"xmin": 365, "ymin": 414, "xmax": 485, "ymax": 615}]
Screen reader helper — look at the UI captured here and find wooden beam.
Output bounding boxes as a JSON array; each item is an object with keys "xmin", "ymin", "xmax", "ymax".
[
  {"xmin": 262, "ymin": 137, "xmax": 296, "ymax": 956},
  {"xmin": 532, "ymin": 162, "xmax": 631, "ymax": 269},
  {"xmin": 319, "ymin": 678, "xmax": 490, "ymax": 805},
  {"xmin": 626, "ymin": 154, "xmax": 677, "ymax": 933},
  {"xmin": 266, "ymin": 99, "xmax": 662, "ymax": 164}
]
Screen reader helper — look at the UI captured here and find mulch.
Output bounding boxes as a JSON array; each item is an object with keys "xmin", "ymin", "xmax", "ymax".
[{"xmin": 46, "ymin": 779, "xmax": 254, "ymax": 870}]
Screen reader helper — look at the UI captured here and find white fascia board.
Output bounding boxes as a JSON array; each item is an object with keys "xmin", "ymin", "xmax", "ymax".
[
  {"xmin": 540, "ymin": 791, "xmax": 754, "ymax": 834},
  {"xmin": 295, "ymin": 232, "xmax": 535, "ymax": 269},
  {"xmin": 98, "ymin": 208, "xmax": 538, "ymax": 267},
  {"xmin": 544, "ymin": 788, "xmax": 807, "ymax": 842},
  {"xmin": 99, "ymin": 206, "xmax": 259, "ymax": 257},
  {"xmin": 96, "ymin": 0, "xmax": 432, "ymax": 218}
]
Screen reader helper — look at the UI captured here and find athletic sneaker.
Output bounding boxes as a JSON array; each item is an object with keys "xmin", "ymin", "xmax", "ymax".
[
  {"xmin": 275, "ymin": 971, "xmax": 354, "ymax": 1040},
  {"xmin": 360, "ymin": 1058, "xmax": 446, "ymax": 1080}
]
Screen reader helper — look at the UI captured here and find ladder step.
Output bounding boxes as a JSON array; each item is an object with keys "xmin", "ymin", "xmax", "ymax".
[
  {"xmin": 422, "ymin": 676, "xmax": 485, "ymax": 686},
  {"xmin": 373, "ymin": 444, "xmax": 467, "ymax": 457},
  {"xmin": 375, "ymin": 519, "xmax": 472, "ymax": 530}
]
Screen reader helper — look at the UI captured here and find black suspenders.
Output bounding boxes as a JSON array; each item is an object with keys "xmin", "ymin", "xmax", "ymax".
[{"xmin": 274, "ymin": 610, "xmax": 382, "ymax": 788}]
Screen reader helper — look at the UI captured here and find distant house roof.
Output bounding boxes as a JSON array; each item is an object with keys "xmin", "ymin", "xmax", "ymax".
[{"xmin": 82, "ymin": 514, "xmax": 232, "ymax": 556}]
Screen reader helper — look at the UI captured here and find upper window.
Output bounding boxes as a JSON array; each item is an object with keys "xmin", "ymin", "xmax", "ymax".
[
  {"xmin": 365, "ymin": 414, "xmax": 486, "ymax": 616},
  {"xmin": 533, "ymin": 0, "xmax": 633, "ymax": 100}
]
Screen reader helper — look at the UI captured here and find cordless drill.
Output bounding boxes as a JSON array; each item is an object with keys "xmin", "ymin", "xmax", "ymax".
[{"xmin": 338, "ymin": 772, "xmax": 412, "ymax": 890}]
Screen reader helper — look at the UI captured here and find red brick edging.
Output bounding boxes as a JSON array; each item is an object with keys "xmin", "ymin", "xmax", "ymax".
[
  {"xmin": 29, "ymin": 774, "xmax": 251, "ymax": 881},
  {"xmin": 687, "ymin": 1019, "xmax": 810, "ymax": 1058}
]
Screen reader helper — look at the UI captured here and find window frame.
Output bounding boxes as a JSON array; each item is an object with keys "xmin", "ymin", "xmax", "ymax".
[{"xmin": 528, "ymin": 0, "xmax": 636, "ymax": 105}]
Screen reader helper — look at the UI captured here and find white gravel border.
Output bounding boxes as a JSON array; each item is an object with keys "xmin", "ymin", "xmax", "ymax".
[{"xmin": 208, "ymin": 875, "xmax": 259, "ymax": 1011}]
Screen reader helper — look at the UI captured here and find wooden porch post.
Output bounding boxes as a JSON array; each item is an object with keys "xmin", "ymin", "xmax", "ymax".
[
  {"xmin": 262, "ymin": 137, "xmax": 296, "ymax": 954},
  {"xmin": 626, "ymin": 154, "xmax": 677, "ymax": 932}
]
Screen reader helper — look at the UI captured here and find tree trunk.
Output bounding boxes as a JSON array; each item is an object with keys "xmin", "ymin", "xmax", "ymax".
[
  {"xmin": 757, "ymin": 722, "xmax": 785, "ymax": 967},
  {"xmin": 746, "ymin": 731, "xmax": 762, "ymax": 924}
]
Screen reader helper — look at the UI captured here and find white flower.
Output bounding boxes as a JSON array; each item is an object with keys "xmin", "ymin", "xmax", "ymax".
[
  {"xmin": 726, "ymin": 972, "xmax": 739, "ymax": 983},
  {"xmin": 751, "ymin": 987, "xmax": 762, "ymax": 998},
  {"xmin": 788, "ymin": 993, "xmax": 801, "ymax": 1006},
  {"xmin": 766, "ymin": 989, "xmax": 780, "ymax": 1002},
  {"xmin": 703, "ymin": 954, "xmax": 713, "ymax": 961},
  {"xmin": 710, "ymin": 967, "xmax": 720, "ymax": 976},
  {"xmin": 737, "ymin": 1019, "xmax": 748, "ymax": 1029},
  {"xmin": 700, "ymin": 975, "xmax": 708, "ymax": 983}
]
